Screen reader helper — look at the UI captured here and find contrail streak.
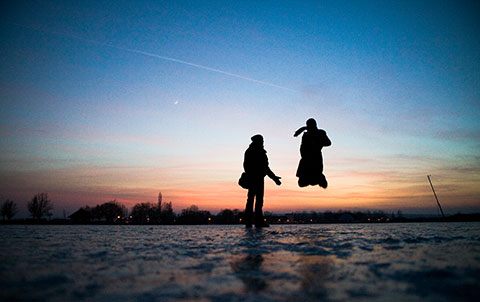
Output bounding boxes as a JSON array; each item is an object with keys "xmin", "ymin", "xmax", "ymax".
[
  {"xmin": 13, "ymin": 23, "xmax": 297, "ymax": 92},
  {"xmin": 118, "ymin": 48, "xmax": 297, "ymax": 92}
]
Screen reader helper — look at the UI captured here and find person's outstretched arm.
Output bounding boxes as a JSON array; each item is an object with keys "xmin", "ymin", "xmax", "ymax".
[{"xmin": 266, "ymin": 167, "xmax": 281, "ymax": 185}]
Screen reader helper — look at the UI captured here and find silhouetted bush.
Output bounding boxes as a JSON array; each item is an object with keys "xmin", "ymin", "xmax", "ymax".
[
  {"xmin": 131, "ymin": 202, "xmax": 157, "ymax": 224},
  {"xmin": 91, "ymin": 200, "xmax": 127, "ymax": 223},
  {"xmin": 177, "ymin": 205, "xmax": 211, "ymax": 224},
  {"xmin": 214, "ymin": 209, "xmax": 243, "ymax": 224},
  {"xmin": 215, "ymin": 209, "xmax": 234, "ymax": 224}
]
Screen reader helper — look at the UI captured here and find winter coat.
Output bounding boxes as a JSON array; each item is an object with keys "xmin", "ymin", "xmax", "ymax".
[
  {"xmin": 244, "ymin": 144, "xmax": 275, "ymax": 179},
  {"xmin": 296, "ymin": 129, "xmax": 331, "ymax": 180}
]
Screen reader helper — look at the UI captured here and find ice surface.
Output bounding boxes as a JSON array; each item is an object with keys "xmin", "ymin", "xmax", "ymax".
[{"xmin": 1, "ymin": 223, "xmax": 479, "ymax": 301}]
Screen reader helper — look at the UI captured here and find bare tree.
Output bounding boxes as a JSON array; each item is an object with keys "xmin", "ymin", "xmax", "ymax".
[
  {"xmin": 28, "ymin": 193, "xmax": 53, "ymax": 220},
  {"xmin": 1, "ymin": 199, "xmax": 18, "ymax": 220}
]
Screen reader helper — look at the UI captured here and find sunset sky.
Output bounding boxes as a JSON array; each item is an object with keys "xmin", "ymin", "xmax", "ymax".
[{"xmin": 1, "ymin": 0, "xmax": 479, "ymax": 217}]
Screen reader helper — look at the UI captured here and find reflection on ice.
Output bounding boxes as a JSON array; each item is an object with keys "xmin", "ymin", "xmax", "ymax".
[
  {"xmin": 231, "ymin": 254, "xmax": 266, "ymax": 292},
  {"xmin": 298, "ymin": 255, "xmax": 333, "ymax": 298},
  {"xmin": 0, "ymin": 223, "xmax": 479, "ymax": 301}
]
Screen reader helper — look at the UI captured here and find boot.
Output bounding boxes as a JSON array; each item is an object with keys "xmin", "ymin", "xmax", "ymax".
[{"xmin": 318, "ymin": 174, "xmax": 328, "ymax": 189}]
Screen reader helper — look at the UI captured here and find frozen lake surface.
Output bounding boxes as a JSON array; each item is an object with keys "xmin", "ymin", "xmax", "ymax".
[{"xmin": 1, "ymin": 223, "xmax": 479, "ymax": 301}]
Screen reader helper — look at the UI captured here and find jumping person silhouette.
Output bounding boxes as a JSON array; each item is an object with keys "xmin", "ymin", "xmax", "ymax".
[
  {"xmin": 294, "ymin": 118, "xmax": 331, "ymax": 188},
  {"xmin": 243, "ymin": 134, "xmax": 281, "ymax": 228}
]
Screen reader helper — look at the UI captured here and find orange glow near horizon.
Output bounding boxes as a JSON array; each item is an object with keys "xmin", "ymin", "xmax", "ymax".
[{"xmin": 3, "ymin": 160, "xmax": 478, "ymax": 216}]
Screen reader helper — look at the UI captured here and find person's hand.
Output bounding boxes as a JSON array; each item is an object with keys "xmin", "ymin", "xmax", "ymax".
[{"xmin": 273, "ymin": 176, "xmax": 282, "ymax": 186}]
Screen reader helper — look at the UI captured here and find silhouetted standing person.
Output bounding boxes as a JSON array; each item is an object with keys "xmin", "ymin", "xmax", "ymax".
[
  {"xmin": 243, "ymin": 134, "xmax": 281, "ymax": 228},
  {"xmin": 294, "ymin": 118, "xmax": 331, "ymax": 188}
]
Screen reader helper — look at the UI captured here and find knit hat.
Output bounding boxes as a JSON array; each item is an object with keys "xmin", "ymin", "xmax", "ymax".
[{"xmin": 251, "ymin": 134, "xmax": 263, "ymax": 143}]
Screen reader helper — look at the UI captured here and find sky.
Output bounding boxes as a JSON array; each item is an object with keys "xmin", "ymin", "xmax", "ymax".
[{"xmin": 1, "ymin": 0, "xmax": 479, "ymax": 217}]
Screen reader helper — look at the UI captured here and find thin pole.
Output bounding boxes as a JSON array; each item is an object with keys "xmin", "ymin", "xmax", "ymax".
[{"xmin": 427, "ymin": 175, "xmax": 445, "ymax": 218}]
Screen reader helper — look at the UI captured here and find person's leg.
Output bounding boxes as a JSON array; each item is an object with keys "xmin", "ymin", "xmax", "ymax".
[
  {"xmin": 245, "ymin": 187, "xmax": 255, "ymax": 227},
  {"xmin": 255, "ymin": 179, "xmax": 268, "ymax": 227}
]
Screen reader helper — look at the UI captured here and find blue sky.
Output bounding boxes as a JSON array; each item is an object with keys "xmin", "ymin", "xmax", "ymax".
[{"xmin": 1, "ymin": 0, "xmax": 479, "ymax": 216}]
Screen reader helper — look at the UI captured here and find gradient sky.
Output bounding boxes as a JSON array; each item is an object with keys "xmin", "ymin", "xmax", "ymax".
[{"xmin": 1, "ymin": 0, "xmax": 479, "ymax": 217}]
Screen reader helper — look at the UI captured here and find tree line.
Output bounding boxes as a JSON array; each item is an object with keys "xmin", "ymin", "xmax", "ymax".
[
  {"xmin": 70, "ymin": 202, "xmax": 240, "ymax": 225},
  {"xmin": 3, "ymin": 192, "xmax": 478, "ymax": 224},
  {"xmin": 0, "ymin": 192, "xmax": 243, "ymax": 224},
  {"xmin": 0, "ymin": 191, "xmax": 402, "ymax": 224},
  {"xmin": 0, "ymin": 192, "xmax": 399, "ymax": 224}
]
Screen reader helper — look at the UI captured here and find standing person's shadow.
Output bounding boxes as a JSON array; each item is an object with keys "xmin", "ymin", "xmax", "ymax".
[
  {"xmin": 230, "ymin": 229, "xmax": 267, "ymax": 292},
  {"xmin": 231, "ymin": 253, "xmax": 266, "ymax": 292}
]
